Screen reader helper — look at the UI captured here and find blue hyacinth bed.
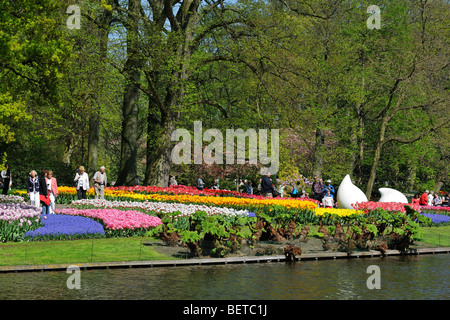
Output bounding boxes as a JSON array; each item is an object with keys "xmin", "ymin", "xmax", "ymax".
[{"xmin": 24, "ymin": 214, "xmax": 105, "ymax": 240}]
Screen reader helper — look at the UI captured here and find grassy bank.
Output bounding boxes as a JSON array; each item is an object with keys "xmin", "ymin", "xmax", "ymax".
[
  {"xmin": 415, "ymin": 226, "xmax": 450, "ymax": 247},
  {"xmin": 0, "ymin": 237, "xmax": 174, "ymax": 266}
]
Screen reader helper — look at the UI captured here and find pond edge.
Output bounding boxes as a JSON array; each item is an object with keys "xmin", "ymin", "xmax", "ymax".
[{"xmin": 0, "ymin": 247, "xmax": 449, "ymax": 273}]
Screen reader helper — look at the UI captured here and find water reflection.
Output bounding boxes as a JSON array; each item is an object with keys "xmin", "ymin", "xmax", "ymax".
[{"xmin": 0, "ymin": 254, "xmax": 448, "ymax": 300}]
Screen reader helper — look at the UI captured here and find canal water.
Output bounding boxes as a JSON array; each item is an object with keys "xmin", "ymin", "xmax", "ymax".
[{"xmin": 0, "ymin": 254, "xmax": 448, "ymax": 300}]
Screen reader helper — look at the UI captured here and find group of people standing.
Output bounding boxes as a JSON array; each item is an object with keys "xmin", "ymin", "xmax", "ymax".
[
  {"xmin": 413, "ymin": 190, "xmax": 450, "ymax": 207},
  {"xmin": 195, "ymin": 173, "xmax": 337, "ymax": 207},
  {"xmin": 196, "ymin": 176, "xmax": 220, "ymax": 191},
  {"xmin": 310, "ymin": 177, "xmax": 336, "ymax": 208},
  {"xmin": 73, "ymin": 166, "xmax": 108, "ymax": 200},
  {"xmin": 26, "ymin": 169, "xmax": 58, "ymax": 214},
  {"xmin": 23, "ymin": 165, "xmax": 107, "ymax": 214}
]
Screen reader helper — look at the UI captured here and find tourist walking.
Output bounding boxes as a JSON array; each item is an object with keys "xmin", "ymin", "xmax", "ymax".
[
  {"xmin": 419, "ymin": 190, "xmax": 429, "ymax": 206},
  {"xmin": 197, "ymin": 176, "xmax": 204, "ymax": 191},
  {"xmin": 39, "ymin": 169, "xmax": 50, "ymax": 214},
  {"xmin": 311, "ymin": 177, "xmax": 324, "ymax": 203},
  {"xmin": 261, "ymin": 172, "xmax": 276, "ymax": 197},
  {"xmin": 93, "ymin": 166, "xmax": 107, "ymax": 200},
  {"xmin": 432, "ymin": 193, "xmax": 442, "ymax": 206},
  {"xmin": 1, "ymin": 163, "xmax": 11, "ymax": 195},
  {"xmin": 46, "ymin": 171, "xmax": 58, "ymax": 213},
  {"xmin": 411, "ymin": 193, "xmax": 420, "ymax": 206},
  {"xmin": 212, "ymin": 179, "xmax": 219, "ymax": 190},
  {"xmin": 278, "ymin": 184, "xmax": 285, "ymax": 197},
  {"xmin": 170, "ymin": 176, "xmax": 178, "ymax": 186},
  {"xmin": 27, "ymin": 170, "xmax": 40, "ymax": 208},
  {"xmin": 322, "ymin": 180, "xmax": 335, "ymax": 199},
  {"xmin": 74, "ymin": 166, "xmax": 89, "ymax": 200},
  {"xmin": 428, "ymin": 191, "xmax": 434, "ymax": 206},
  {"xmin": 443, "ymin": 192, "xmax": 450, "ymax": 207},
  {"xmin": 290, "ymin": 181, "xmax": 301, "ymax": 198},
  {"xmin": 246, "ymin": 181, "xmax": 253, "ymax": 194}
]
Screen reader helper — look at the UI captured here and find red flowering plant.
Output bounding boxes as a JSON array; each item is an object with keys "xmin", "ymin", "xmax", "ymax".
[{"xmin": 352, "ymin": 201, "xmax": 421, "ymax": 214}]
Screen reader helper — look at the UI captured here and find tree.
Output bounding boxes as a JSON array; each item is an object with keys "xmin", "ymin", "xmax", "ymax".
[
  {"xmin": 360, "ymin": 0, "xmax": 449, "ymax": 198},
  {"xmin": 0, "ymin": 0, "xmax": 73, "ymax": 167}
]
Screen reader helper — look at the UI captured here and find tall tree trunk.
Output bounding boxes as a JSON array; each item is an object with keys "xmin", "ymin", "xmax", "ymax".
[
  {"xmin": 62, "ymin": 134, "xmax": 77, "ymax": 165},
  {"xmin": 145, "ymin": 114, "xmax": 174, "ymax": 187},
  {"xmin": 143, "ymin": 98, "xmax": 162, "ymax": 186},
  {"xmin": 116, "ymin": 69, "xmax": 140, "ymax": 185},
  {"xmin": 143, "ymin": 2, "xmax": 197, "ymax": 187},
  {"xmin": 115, "ymin": 0, "xmax": 141, "ymax": 186},
  {"xmin": 87, "ymin": 112, "xmax": 100, "ymax": 183},
  {"xmin": 356, "ymin": 111, "xmax": 365, "ymax": 185},
  {"xmin": 87, "ymin": 6, "xmax": 112, "ymax": 184}
]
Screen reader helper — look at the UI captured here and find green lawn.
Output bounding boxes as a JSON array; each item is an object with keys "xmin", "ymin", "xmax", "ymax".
[
  {"xmin": 0, "ymin": 237, "xmax": 174, "ymax": 267},
  {"xmin": 414, "ymin": 226, "xmax": 450, "ymax": 247}
]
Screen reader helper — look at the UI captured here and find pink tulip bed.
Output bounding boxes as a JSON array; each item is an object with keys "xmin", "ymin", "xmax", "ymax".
[
  {"xmin": 352, "ymin": 201, "xmax": 421, "ymax": 213},
  {"xmin": 55, "ymin": 208, "xmax": 163, "ymax": 237}
]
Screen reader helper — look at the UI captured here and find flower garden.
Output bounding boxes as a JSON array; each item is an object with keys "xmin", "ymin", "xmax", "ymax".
[{"xmin": 2, "ymin": 186, "xmax": 449, "ymax": 259}]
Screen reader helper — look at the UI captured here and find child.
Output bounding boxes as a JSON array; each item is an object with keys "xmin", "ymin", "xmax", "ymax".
[{"xmin": 322, "ymin": 189, "xmax": 334, "ymax": 208}]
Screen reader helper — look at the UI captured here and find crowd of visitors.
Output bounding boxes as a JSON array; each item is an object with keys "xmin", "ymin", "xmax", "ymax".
[
  {"xmin": 311, "ymin": 177, "xmax": 337, "ymax": 208},
  {"xmin": 0, "ymin": 164, "xmax": 108, "ymax": 214},
  {"xmin": 413, "ymin": 190, "xmax": 450, "ymax": 207},
  {"xmin": 195, "ymin": 173, "xmax": 450, "ymax": 209},
  {"xmin": 205, "ymin": 172, "xmax": 338, "ymax": 207}
]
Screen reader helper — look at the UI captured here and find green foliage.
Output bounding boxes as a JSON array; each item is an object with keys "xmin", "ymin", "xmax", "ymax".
[
  {"xmin": 0, "ymin": 219, "xmax": 43, "ymax": 243},
  {"xmin": 150, "ymin": 210, "xmax": 255, "ymax": 257},
  {"xmin": 0, "ymin": 0, "xmax": 448, "ymax": 191}
]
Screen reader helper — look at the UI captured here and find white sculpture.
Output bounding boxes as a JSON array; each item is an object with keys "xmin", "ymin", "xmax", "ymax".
[
  {"xmin": 378, "ymin": 187, "xmax": 408, "ymax": 203},
  {"xmin": 337, "ymin": 174, "xmax": 368, "ymax": 209}
]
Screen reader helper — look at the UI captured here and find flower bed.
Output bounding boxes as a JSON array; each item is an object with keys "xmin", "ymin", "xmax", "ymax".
[
  {"xmin": 51, "ymin": 186, "xmax": 318, "ymax": 209},
  {"xmin": 122, "ymin": 193, "xmax": 318, "ymax": 210},
  {"xmin": 0, "ymin": 202, "xmax": 42, "ymax": 242},
  {"xmin": 55, "ymin": 208, "xmax": 163, "ymax": 237},
  {"xmin": 0, "ymin": 194, "xmax": 25, "ymax": 203},
  {"xmin": 352, "ymin": 201, "xmax": 421, "ymax": 213},
  {"xmin": 420, "ymin": 206, "xmax": 450, "ymax": 213},
  {"xmin": 314, "ymin": 207, "xmax": 364, "ymax": 217},
  {"xmin": 24, "ymin": 214, "xmax": 105, "ymax": 240},
  {"xmin": 108, "ymin": 184, "xmax": 290, "ymax": 199},
  {"xmin": 71, "ymin": 199, "xmax": 253, "ymax": 218},
  {"xmin": 420, "ymin": 213, "xmax": 450, "ymax": 225},
  {"xmin": 19, "ymin": 185, "xmax": 319, "ymax": 205}
]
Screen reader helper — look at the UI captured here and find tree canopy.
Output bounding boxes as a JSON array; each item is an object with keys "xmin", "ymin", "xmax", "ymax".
[{"xmin": 1, "ymin": 0, "xmax": 448, "ymax": 197}]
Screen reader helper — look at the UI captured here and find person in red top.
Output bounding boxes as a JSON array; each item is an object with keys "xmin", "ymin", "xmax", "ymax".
[
  {"xmin": 411, "ymin": 193, "xmax": 420, "ymax": 205},
  {"xmin": 419, "ymin": 190, "xmax": 429, "ymax": 206}
]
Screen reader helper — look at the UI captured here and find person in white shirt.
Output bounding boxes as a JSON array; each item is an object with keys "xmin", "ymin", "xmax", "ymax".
[
  {"xmin": 170, "ymin": 176, "xmax": 178, "ymax": 186},
  {"xmin": 322, "ymin": 189, "xmax": 334, "ymax": 208},
  {"xmin": 74, "ymin": 166, "xmax": 89, "ymax": 200},
  {"xmin": 27, "ymin": 170, "xmax": 40, "ymax": 208},
  {"xmin": 428, "ymin": 191, "xmax": 434, "ymax": 206},
  {"xmin": 93, "ymin": 166, "xmax": 107, "ymax": 200}
]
